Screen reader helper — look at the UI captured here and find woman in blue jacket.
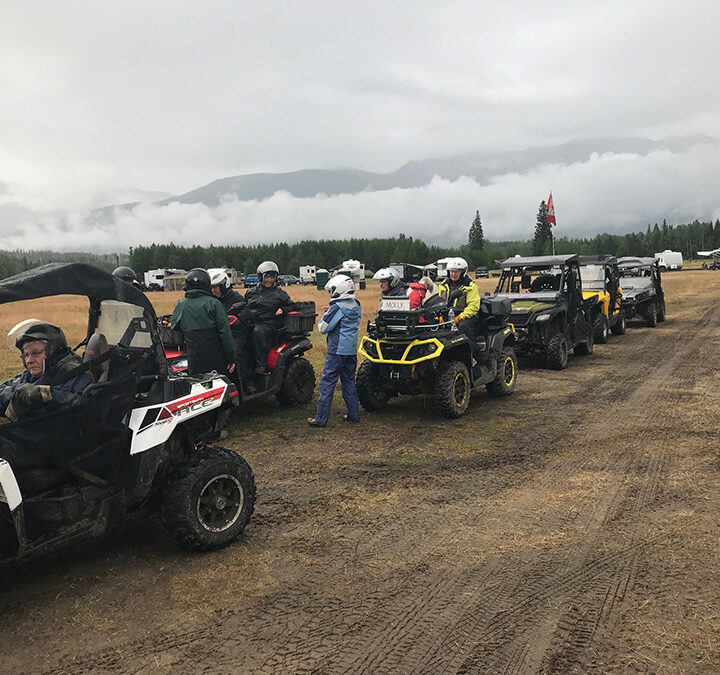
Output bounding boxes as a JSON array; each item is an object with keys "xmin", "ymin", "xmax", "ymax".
[{"xmin": 307, "ymin": 275, "xmax": 361, "ymax": 427}]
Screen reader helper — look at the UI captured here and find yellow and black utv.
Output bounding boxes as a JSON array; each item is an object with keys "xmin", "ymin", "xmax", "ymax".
[
  {"xmin": 357, "ymin": 294, "xmax": 517, "ymax": 418},
  {"xmin": 578, "ymin": 254, "xmax": 626, "ymax": 342}
]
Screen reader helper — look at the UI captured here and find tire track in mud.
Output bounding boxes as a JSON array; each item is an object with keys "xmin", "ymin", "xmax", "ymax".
[{"xmin": 39, "ymin": 302, "xmax": 720, "ymax": 674}]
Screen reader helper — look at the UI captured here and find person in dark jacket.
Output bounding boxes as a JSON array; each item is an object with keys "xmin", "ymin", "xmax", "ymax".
[
  {"xmin": 171, "ymin": 268, "xmax": 237, "ymax": 376},
  {"xmin": 209, "ymin": 268, "xmax": 245, "ymax": 312},
  {"xmin": 209, "ymin": 268, "xmax": 252, "ymax": 385},
  {"xmin": 0, "ymin": 321, "xmax": 94, "ymax": 473},
  {"xmin": 307, "ymin": 275, "xmax": 361, "ymax": 427},
  {"xmin": 373, "ymin": 268, "xmax": 408, "ymax": 298},
  {"xmin": 245, "ymin": 261, "xmax": 293, "ymax": 374}
]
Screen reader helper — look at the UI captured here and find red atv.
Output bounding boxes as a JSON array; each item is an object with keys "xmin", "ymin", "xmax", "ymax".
[{"xmin": 160, "ymin": 302, "xmax": 317, "ymax": 407}]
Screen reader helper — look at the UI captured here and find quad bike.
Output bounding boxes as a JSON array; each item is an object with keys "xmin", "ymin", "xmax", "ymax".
[
  {"xmin": 357, "ymin": 294, "xmax": 518, "ymax": 418},
  {"xmin": 0, "ymin": 263, "xmax": 255, "ymax": 564},
  {"xmin": 494, "ymin": 254, "xmax": 595, "ymax": 370},
  {"xmin": 159, "ymin": 301, "xmax": 317, "ymax": 408}
]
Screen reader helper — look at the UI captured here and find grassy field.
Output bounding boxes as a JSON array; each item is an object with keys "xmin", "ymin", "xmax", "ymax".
[{"xmin": 1, "ymin": 270, "xmax": 720, "ymax": 672}]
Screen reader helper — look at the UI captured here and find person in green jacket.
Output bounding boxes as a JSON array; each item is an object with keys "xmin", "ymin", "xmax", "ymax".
[
  {"xmin": 437, "ymin": 257, "xmax": 481, "ymax": 340},
  {"xmin": 171, "ymin": 268, "xmax": 237, "ymax": 376}
]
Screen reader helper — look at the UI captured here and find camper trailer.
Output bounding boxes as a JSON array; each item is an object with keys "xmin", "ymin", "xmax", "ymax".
[
  {"xmin": 143, "ymin": 268, "xmax": 186, "ymax": 290},
  {"xmin": 333, "ymin": 259, "xmax": 366, "ymax": 289},
  {"xmin": 299, "ymin": 265, "xmax": 317, "ymax": 285}
]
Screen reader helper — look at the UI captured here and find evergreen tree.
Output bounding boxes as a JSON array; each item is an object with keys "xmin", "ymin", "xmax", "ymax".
[
  {"xmin": 468, "ymin": 210, "xmax": 485, "ymax": 250},
  {"xmin": 533, "ymin": 201, "xmax": 552, "ymax": 255}
]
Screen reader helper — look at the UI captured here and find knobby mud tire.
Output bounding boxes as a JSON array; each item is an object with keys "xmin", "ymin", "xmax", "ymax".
[
  {"xmin": 486, "ymin": 347, "xmax": 518, "ymax": 397},
  {"xmin": 644, "ymin": 304, "xmax": 658, "ymax": 327},
  {"xmin": 356, "ymin": 361, "xmax": 391, "ymax": 412},
  {"xmin": 276, "ymin": 357, "xmax": 316, "ymax": 406},
  {"xmin": 593, "ymin": 314, "xmax": 609, "ymax": 344},
  {"xmin": 657, "ymin": 299, "xmax": 667, "ymax": 322},
  {"xmin": 611, "ymin": 311, "xmax": 627, "ymax": 335},
  {"xmin": 574, "ymin": 328, "xmax": 594, "ymax": 356},
  {"xmin": 160, "ymin": 446, "xmax": 256, "ymax": 552},
  {"xmin": 546, "ymin": 334, "xmax": 569, "ymax": 370},
  {"xmin": 433, "ymin": 360, "xmax": 471, "ymax": 418}
]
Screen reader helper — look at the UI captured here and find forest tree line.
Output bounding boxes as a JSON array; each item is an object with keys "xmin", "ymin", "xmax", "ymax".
[
  {"xmin": 0, "ymin": 217, "xmax": 717, "ymax": 281},
  {"xmin": 128, "ymin": 218, "xmax": 720, "ymax": 276}
]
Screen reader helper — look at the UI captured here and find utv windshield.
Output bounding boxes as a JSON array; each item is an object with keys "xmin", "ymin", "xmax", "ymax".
[
  {"xmin": 619, "ymin": 276, "xmax": 653, "ymax": 290},
  {"xmin": 580, "ymin": 264, "xmax": 606, "ymax": 291},
  {"xmin": 496, "ymin": 266, "xmax": 563, "ymax": 294}
]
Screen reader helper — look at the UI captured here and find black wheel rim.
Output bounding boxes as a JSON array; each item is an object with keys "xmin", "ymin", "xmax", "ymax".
[{"xmin": 197, "ymin": 474, "xmax": 244, "ymax": 533}]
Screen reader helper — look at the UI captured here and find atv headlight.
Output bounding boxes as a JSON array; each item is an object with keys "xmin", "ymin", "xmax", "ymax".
[
  {"xmin": 363, "ymin": 341, "xmax": 379, "ymax": 359},
  {"xmin": 407, "ymin": 343, "xmax": 436, "ymax": 361},
  {"xmin": 535, "ymin": 313, "xmax": 552, "ymax": 322}
]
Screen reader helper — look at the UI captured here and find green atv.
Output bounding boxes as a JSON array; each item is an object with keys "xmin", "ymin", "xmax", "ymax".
[{"xmin": 357, "ymin": 294, "xmax": 518, "ymax": 418}]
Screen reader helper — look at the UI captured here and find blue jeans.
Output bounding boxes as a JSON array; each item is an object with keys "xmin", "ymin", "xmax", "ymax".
[{"xmin": 314, "ymin": 353, "xmax": 360, "ymax": 424}]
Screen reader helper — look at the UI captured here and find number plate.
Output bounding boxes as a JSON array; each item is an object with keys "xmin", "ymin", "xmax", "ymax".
[{"xmin": 381, "ymin": 296, "xmax": 410, "ymax": 311}]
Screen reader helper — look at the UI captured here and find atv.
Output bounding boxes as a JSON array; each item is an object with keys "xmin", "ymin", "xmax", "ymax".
[
  {"xmin": 160, "ymin": 301, "xmax": 317, "ymax": 408},
  {"xmin": 578, "ymin": 255, "xmax": 627, "ymax": 342},
  {"xmin": 617, "ymin": 257, "xmax": 667, "ymax": 327},
  {"xmin": 0, "ymin": 263, "xmax": 256, "ymax": 564},
  {"xmin": 357, "ymin": 294, "xmax": 518, "ymax": 418},
  {"xmin": 494, "ymin": 255, "xmax": 595, "ymax": 370}
]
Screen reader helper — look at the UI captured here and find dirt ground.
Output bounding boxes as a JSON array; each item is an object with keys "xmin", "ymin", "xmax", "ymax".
[{"xmin": 1, "ymin": 272, "xmax": 720, "ymax": 673}]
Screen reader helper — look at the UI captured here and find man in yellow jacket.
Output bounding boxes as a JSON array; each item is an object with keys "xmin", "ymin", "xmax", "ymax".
[{"xmin": 438, "ymin": 257, "xmax": 481, "ymax": 340}]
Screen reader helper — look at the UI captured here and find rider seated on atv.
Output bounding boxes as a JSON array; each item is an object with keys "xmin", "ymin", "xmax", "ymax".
[
  {"xmin": 245, "ymin": 261, "xmax": 293, "ymax": 375},
  {"xmin": 0, "ymin": 322, "xmax": 94, "ymax": 472},
  {"xmin": 374, "ymin": 268, "xmax": 408, "ymax": 299},
  {"xmin": 171, "ymin": 268, "xmax": 237, "ymax": 377},
  {"xmin": 209, "ymin": 268, "xmax": 245, "ymax": 312},
  {"xmin": 408, "ymin": 276, "xmax": 439, "ymax": 323},
  {"xmin": 437, "ymin": 257, "xmax": 481, "ymax": 339}
]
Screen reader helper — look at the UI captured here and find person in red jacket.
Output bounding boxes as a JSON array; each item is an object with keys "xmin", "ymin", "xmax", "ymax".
[{"xmin": 408, "ymin": 277, "xmax": 438, "ymax": 323}]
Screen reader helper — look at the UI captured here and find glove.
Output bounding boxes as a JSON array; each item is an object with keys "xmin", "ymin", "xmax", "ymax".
[
  {"xmin": 14, "ymin": 383, "xmax": 51, "ymax": 407},
  {"xmin": 454, "ymin": 314, "xmax": 462, "ymax": 325}
]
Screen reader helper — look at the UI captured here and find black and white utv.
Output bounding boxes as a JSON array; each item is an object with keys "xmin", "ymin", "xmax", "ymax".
[{"xmin": 0, "ymin": 264, "xmax": 255, "ymax": 564}]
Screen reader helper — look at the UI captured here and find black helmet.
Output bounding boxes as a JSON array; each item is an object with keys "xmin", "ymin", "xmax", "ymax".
[
  {"xmin": 112, "ymin": 266, "xmax": 137, "ymax": 283},
  {"xmin": 15, "ymin": 322, "xmax": 69, "ymax": 363},
  {"xmin": 185, "ymin": 268, "xmax": 211, "ymax": 291}
]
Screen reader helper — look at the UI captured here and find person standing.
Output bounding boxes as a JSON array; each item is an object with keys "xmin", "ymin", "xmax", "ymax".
[
  {"xmin": 307, "ymin": 275, "xmax": 361, "ymax": 427},
  {"xmin": 171, "ymin": 268, "xmax": 236, "ymax": 376}
]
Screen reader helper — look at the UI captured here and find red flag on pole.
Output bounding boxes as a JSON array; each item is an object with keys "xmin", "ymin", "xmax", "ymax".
[{"xmin": 547, "ymin": 191, "xmax": 556, "ymax": 226}]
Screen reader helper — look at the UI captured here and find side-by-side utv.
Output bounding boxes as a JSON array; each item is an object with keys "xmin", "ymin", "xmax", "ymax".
[
  {"xmin": 494, "ymin": 255, "xmax": 595, "ymax": 370},
  {"xmin": 617, "ymin": 257, "xmax": 667, "ymax": 326},
  {"xmin": 0, "ymin": 264, "xmax": 255, "ymax": 565},
  {"xmin": 357, "ymin": 294, "xmax": 518, "ymax": 418},
  {"xmin": 578, "ymin": 254, "xmax": 627, "ymax": 342}
]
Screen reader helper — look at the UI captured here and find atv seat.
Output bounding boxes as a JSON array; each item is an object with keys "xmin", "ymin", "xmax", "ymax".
[
  {"xmin": 85, "ymin": 332, "xmax": 110, "ymax": 382},
  {"xmin": 16, "ymin": 467, "xmax": 72, "ymax": 495}
]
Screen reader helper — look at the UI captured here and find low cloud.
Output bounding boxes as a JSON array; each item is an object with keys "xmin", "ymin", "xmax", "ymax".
[{"xmin": 1, "ymin": 144, "xmax": 718, "ymax": 252}]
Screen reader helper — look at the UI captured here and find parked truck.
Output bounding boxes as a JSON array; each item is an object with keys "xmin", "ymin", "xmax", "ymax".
[{"xmin": 654, "ymin": 250, "xmax": 683, "ymax": 271}]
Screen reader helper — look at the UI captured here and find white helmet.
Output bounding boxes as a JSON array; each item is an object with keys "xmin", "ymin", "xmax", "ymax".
[
  {"xmin": 447, "ymin": 257, "xmax": 468, "ymax": 275},
  {"xmin": 325, "ymin": 274, "xmax": 355, "ymax": 298},
  {"xmin": 373, "ymin": 267, "xmax": 399, "ymax": 287},
  {"xmin": 208, "ymin": 268, "xmax": 230, "ymax": 292},
  {"xmin": 257, "ymin": 260, "xmax": 279, "ymax": 281}
]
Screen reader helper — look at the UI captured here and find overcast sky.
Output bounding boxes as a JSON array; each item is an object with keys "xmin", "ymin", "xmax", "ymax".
[{"xmin": 2, "ymin": 1, "xmax": 720, "ymax": 249}]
